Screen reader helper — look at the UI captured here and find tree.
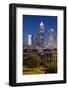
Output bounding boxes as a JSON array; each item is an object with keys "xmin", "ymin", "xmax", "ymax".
[
  {"xmin": 47, "ymin": 61, "xmax": 57, "ymax": 73},
  {"xmin": 27, "ymin": 53, "xmax": 41, "ymax": 69}
]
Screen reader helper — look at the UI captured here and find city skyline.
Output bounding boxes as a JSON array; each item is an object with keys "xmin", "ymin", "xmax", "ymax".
[
  {"xmin": 23, "ymin": 15, "xmax": 57, "ymax": 46},
  {"xmin": 23, "ymin": 15, "xmax": 57, "ymax": 75}
]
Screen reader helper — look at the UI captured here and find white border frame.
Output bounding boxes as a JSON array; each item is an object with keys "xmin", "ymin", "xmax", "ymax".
[{"xmin": 16, "ymin": 7, "xmax": 64, "ymax": 83}]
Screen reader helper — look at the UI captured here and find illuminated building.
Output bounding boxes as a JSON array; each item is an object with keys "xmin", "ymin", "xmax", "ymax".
[
  {"xmin": 38, "ymin": 21, "xmax": 45, "ymax": 49},
  {"xmin": 28, "ymin": 34, "xmax": 33, "ymax": 49},
  {"xmin": 48, "ymin": 28, "xmax": 54, "ymax": 49}
]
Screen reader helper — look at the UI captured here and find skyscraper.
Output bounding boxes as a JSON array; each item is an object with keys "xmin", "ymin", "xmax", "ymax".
[
  {"xmin": 48, "ymin": 28, "xmax": 54, "ymax": 49},
  {"xmin": 54, "ymin": 36, "xmax": 57, "ymax": 49},
  {"xmin": 38, "ymin": 21, "xmax": 45, "ymax": 49},
  {"xmin": 28, "ymin": 34, "xmax": 33, "ymax": 49}
]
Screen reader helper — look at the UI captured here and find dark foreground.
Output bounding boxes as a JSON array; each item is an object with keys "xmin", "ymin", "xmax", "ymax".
[{"xmin": 23, "ymin": 49, "xmax": 57, "ymax": 75}]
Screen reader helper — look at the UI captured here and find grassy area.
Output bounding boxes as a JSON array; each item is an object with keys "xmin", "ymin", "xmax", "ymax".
[
  {"xmin": 23, "ymin": 51, "xmax": 57, "ymax": 75},
  {"xmin": 23, "ymin": 66, "xmax": 48, "ymax": 75},
  {"xmin": 23, "ymin": 61, "xmax": 57, "ymax": 75}
]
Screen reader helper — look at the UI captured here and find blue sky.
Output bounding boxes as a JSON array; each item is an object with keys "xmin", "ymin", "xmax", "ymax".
[{"xmin": 23, "ymin": 15, "xmax": 57, "ymax": 45}]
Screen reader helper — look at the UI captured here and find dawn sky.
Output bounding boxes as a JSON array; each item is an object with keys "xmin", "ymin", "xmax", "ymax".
[{"xmin": 23, "ymin": 15, "xmax": 57, "ymax": 45}]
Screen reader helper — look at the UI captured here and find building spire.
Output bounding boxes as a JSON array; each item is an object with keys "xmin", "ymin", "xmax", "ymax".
[{"xmin": 40, "ymin": 21, "xmax": 44, "ymax": 27}]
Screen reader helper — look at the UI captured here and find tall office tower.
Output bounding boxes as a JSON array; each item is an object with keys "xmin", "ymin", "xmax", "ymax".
[
  {"xmin": 38, "ymin": 21, "xmax": 45, "ymax": 49},
  {"xmin": 48, "ymin": 28, "xmax": 54, "ymax": 49},
  {"xmin": 54, "ymin": 36, "xmax": 57, "ymax": 49},
  {"xmin": 28, "ymin": 34, "xmax": 33, "ymax": 49}
]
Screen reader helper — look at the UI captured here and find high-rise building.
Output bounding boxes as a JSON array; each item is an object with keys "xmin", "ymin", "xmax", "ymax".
[
  {"xmin": 54, "ymin": 36, "xmax": 57, "ymax": 49},
  {"xmin": 48, "ymin": 28, "xmax": 54, "ymax": 49},
  {"xmin": 38, "ymin": 21, "xmax": 45, "ymax": 49},
  {"xmin": 28, "ymin": 34, "xmax": 33, "ymax": 48}
]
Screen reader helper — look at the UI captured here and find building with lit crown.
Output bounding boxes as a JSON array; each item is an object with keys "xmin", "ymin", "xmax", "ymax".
[{"xmin": 38, "ymin": 21, "xmax": 45, "ymax": 49}]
